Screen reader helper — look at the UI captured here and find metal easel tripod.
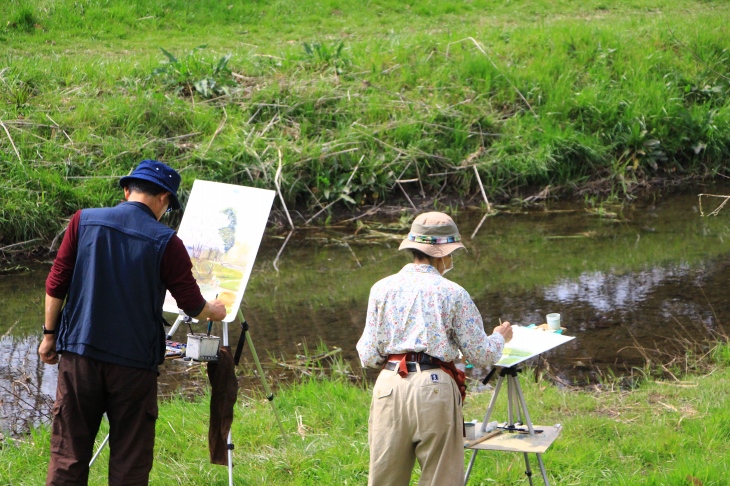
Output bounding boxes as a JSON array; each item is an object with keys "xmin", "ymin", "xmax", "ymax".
[
  {"xmin": 90, "ymin": 310, "xmax": 287, "ymax": 486},
  {"xmin": 233, "ymin": 308, "xmax": 287, "ymax": 444},
  {"xmin": 464, "ymin": 365, "xmax": 555, "ymax": 486}
]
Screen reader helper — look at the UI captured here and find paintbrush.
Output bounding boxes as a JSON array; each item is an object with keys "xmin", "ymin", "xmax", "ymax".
[
  {"xmin": 207, "ymin": 294, "xmax": 218, "ymax": 337},
  {"xmin": 464, "ymin": 429, "xmax": 502, "ymax": 448}
]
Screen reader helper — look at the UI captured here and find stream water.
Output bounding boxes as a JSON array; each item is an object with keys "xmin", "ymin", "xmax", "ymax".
[{"xmin": 2, "ymin": 182, "xmax": 729, "ymax": 435}]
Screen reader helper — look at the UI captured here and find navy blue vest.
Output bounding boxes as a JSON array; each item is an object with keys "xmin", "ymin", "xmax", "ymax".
[{"xmin": 57, "ymin": 202, "xmax": 175, "ymax": 372}]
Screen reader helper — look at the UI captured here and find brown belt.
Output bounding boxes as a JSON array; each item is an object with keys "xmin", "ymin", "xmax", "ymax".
[
  {"xmin": 384, "ymin": 361, "xmax": 440, "ymax": 372},
  {"xmin": 384, "ymin": 352, "xmax": 435, "ymax": 377},
  {"xmin": 385, "ymin": 352, "xmax": 467, "ymax": 403},
  {"xmin": 393, "ymin": 352, "xmax": 435, "ymax": 364}
]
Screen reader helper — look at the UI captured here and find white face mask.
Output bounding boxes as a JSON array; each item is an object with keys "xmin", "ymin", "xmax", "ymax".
[{"xmin": 441, "ymin": 256, "xmax": 454, "ymax": 275}]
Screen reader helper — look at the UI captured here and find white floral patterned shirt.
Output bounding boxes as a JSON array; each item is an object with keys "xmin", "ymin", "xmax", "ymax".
[{"xmin": 357, "ymin": 263, "xmax": 505, "ymax": 368}]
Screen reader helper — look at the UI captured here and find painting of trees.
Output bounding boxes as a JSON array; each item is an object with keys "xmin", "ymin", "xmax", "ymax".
[{"xmin": 219, "ymin": 207, "xmax": 237, "ymax": 254}]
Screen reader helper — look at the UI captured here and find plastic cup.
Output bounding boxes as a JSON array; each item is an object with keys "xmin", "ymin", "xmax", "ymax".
[{"xmin": 546, "ymin": 313, "xmax": 561, "ymax": 330}]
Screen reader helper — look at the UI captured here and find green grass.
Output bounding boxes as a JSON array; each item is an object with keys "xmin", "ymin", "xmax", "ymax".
[
  {"xmin": 0, "ymin": 0, "xmax": 729, "ymax": 247},
  {"xmin": 3, "ymin": 343, "xmax": 730, "ymax": 484}
]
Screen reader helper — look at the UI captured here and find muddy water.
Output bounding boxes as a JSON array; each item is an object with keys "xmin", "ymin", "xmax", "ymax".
[{"xmin": 2, "ymin": 182, "xmax": 729, "ymax": 434}]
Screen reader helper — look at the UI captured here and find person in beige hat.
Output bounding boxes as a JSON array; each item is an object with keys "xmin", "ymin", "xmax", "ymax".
[{"xmin": 357, "ymin": 211, "xmax": 513, "ymax": 486}]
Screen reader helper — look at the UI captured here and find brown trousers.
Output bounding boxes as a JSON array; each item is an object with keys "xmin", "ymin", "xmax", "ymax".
[
  {"xmin": 368, "ymin": 367, "xmax": 464, "ymax": 486},
  {"xmin": 47, "ymin": 352, "xmax": 158, "ymax": 486}
]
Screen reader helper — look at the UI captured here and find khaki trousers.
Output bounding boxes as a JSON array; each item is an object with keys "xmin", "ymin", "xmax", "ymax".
[{"xmin": 368, "ymin": 367, "xmax": 464, "ymax": 486}]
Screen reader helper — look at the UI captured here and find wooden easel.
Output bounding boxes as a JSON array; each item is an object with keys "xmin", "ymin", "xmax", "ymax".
[{"xmin": 463, "ymin": 366, "xmax": 562, "ymax": 486}]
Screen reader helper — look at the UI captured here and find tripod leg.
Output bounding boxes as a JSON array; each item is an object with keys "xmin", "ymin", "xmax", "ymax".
[
  {"xmin": 536, "ymin": 453, "xmax": 550, "ymax": 485},
  {"xmin": 510, "ymin": 377, "xmax": 524, "ymax": 425},
  {"xmin": 513, "ymin": 374, "xmax": 550, "ymax": 484},
  {"xmin": 89, "ymin": 430, "xmax": 109, "ymax": 467},
  {"xmin": 507, "ymin": 375, "xmax": 516, "ymax": 425},
  {"xmin": 512, "ymin": 375, "xmax": 535, "ymax": 434},
  {"xmin": 480, "ymin": 374, "xmax": 505, "ymax": 431},
  {"xmin": 464, "ymin": 449, "xmax": 478, "ymax": 485},
  {"xmin": 219, "ymin": 321, "xmax": 236, "ymax": 484},
  {"xmin": 523, "ymin": 452, "xmax": 535, "ymax": 486},
  {"xmin": 237, "ymin": 310, "xmax": 288, "ymax": 444},
  {"xmin": 465, "ymin": 372, "xmax": 506, "ymax": 485},
  {"xmin": 227, "ymin": 429, "xmax": 234, "ymax": 486},
  {"xmin": 165, "ymin": 314, "xmax": 185, "ymax": 340}
]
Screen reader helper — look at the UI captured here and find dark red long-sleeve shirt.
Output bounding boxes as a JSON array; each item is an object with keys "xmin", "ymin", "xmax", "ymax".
[{"xmin": 46, "ymin": 208, "xmax": 206, "ymax": 317}]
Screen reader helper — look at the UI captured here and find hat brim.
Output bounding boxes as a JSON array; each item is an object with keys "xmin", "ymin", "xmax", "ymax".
[
  {"xmin": 399, "ymin": 239, "xmax": 465, "ymax": 258},
  {"xmin": 120, "ymin": 175, "xmax": 181, "ymax": 211},
  {"xmin": 167, "ymin": 194, "xmax": 181, "ymax": 211}
]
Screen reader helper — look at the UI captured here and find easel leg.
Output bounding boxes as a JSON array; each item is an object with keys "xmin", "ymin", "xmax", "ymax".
[
  {"xmin": 227, "ymin": 429, "xmax": 234, "ymax": 486},
  {"xmin": 464, "ymin": 449, "xmax": 478, "ymax": 485},
  {"xmin": 464, "ymin": 374, "xmax": 506, "ymax": 485},
  {"xmin": 165, "ymin": 314, "xmax": 187, "ymax": 340},
  {"xmin": 509, "ymin": 375, "xmax": 533, "ymax": 486},
  {"xmin": 89, "ymin": 419, "xmax": 109, "ymax": 467},
  {"xmin": 222, "ymin": 322, "xmax": 234, "ymax": 486},
  {"xmin": 237, "ymin": 309, "xmax": 288, "ymax": 444},
  {"xmin": 511, "ymin": 373, "xmax": 552, "ymax": 485},
  {"xmin": 507, "ymin": 375, "xmax": 516, "ymax": 425},
  {"xmin": 512, "ymin": 375, "xmax": 535, "ymax": 435},
  {"xmin": 522, "ymin": 452, "xmax": 535, "ymax": 486},
  {"xmin": 481, "ymin": 374, "xmax": 505, "ymax": 429},
  {"xmin": 536, "ymin": 453, "xmax": 550, "ymax": 485}
]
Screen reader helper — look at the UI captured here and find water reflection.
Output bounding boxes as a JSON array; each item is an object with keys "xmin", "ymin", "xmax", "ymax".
[
  {"xmin": 0, "ymin": 335, "xmax": 55, "ymax": 436},
  {"xmin": 546, "ymin": 263, "xmax": 726, "ymax": 334},
  {"xmin": 546, "ymin": 268, "xmax": 676, "ymax": 315},
  {"xmin": 1, "ymin": 182, "xmax": 729, "ymax": 434}
]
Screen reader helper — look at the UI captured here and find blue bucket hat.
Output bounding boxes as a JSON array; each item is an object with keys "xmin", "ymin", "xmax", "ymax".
[{"xmin": 119, "ymin": 160, "xmax": 181, "ymax": 211}]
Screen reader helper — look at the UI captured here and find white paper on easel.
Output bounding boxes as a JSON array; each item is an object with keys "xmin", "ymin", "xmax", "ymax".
[
  {"xmin": 495, "ymin": 326, "xmax": 575, "ymax": 367},
  {"xmin": 162, "ymin": 180, "xmax": 276, "ymax": 322}
]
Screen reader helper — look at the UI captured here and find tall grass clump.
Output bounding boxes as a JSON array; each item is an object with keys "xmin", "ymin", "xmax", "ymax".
[{"xmin": 1, "ymin": 0, "xmax": 729, "ymax": 249}]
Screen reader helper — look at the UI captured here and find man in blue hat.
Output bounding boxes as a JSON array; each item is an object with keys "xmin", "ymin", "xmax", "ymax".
[{"xmin": 38, "ymin": 160, "xmax": 227, "ymax": 485}]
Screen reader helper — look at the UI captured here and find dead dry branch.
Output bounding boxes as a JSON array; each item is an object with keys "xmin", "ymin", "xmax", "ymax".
[
  {"xmin": 275, "ymin": 149, "xmax": 295, "ymax": 230},
  {"xmin": 273, "ymin": 230, "xmax": 294, "ymax": 273},
  {"xmin": 0, "ymin": 118, "xmax": 23, "ymax": 167},
  {"xmin": 698, "ymin": 193, "xmax": 730, "ymax": 217}
]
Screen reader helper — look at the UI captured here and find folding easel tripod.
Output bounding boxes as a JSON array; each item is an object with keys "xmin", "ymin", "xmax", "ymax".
[
  {"xmin": 90, "ymin": 309, "xmax": 287, "ymax": 486},
  {"xmin": 464, "ymin": 365, "xmax": 559, "ymax": 486}
]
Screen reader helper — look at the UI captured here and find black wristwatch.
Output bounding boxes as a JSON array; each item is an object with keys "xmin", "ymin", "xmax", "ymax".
[{"xmin": 43, "ymin": 325, "xmax": 56, "ymax": 335}]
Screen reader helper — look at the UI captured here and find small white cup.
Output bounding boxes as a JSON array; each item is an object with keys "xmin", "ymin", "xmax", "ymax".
[
  {"xmin": 464, "ymin": 422, "xmax": 476, "ymax": 440},
  {"xmin": 546, "ymin": 313, "xmax": 561, "ymax": 330}
]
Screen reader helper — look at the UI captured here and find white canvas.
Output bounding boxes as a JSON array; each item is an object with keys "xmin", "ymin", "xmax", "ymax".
[
  {"xmin": 495, "ymin": 326, "xmax": 575, "ymax": 368},
  {"xmin": 163, "ymin": 180, "xmax": 275, "ymax": 322}
]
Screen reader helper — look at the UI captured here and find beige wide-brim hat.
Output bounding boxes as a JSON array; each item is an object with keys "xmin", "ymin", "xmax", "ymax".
[{"xmin": 398, "ymin": 212, "xmax": 466, "ymax": 258}]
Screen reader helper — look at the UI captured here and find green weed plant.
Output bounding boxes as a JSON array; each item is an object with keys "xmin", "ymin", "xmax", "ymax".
[{"xmin": 151, "ymin": 46, "xmax": 237, "ymax": 99}]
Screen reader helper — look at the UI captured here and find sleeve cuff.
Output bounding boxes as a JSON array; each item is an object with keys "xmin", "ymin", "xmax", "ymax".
[
  {"xmin": 185, "ymin": 300, "xmax": 207, "ymax": 319},
  {"xmin": 493, "ymin": 332, "xmax": 505, "ymax": 345}
]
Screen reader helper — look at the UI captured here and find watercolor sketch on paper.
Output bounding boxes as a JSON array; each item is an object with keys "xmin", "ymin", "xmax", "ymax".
[
  {"xmin": 495, "ymin": 326, "xmax": 575, "ymax": 367},
  {"xmin": 163, "ymin": 180, "xmax": 275, "ymax": 322}
]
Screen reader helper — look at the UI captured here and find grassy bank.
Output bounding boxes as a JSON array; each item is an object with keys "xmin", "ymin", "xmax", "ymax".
[
  {"xmin": 2, "ymin": 343, "xmax": 730, "ymax": 485},
  {"xmin": 1, "ymin": 0, "xmax": 729, "ymax": 248}
]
